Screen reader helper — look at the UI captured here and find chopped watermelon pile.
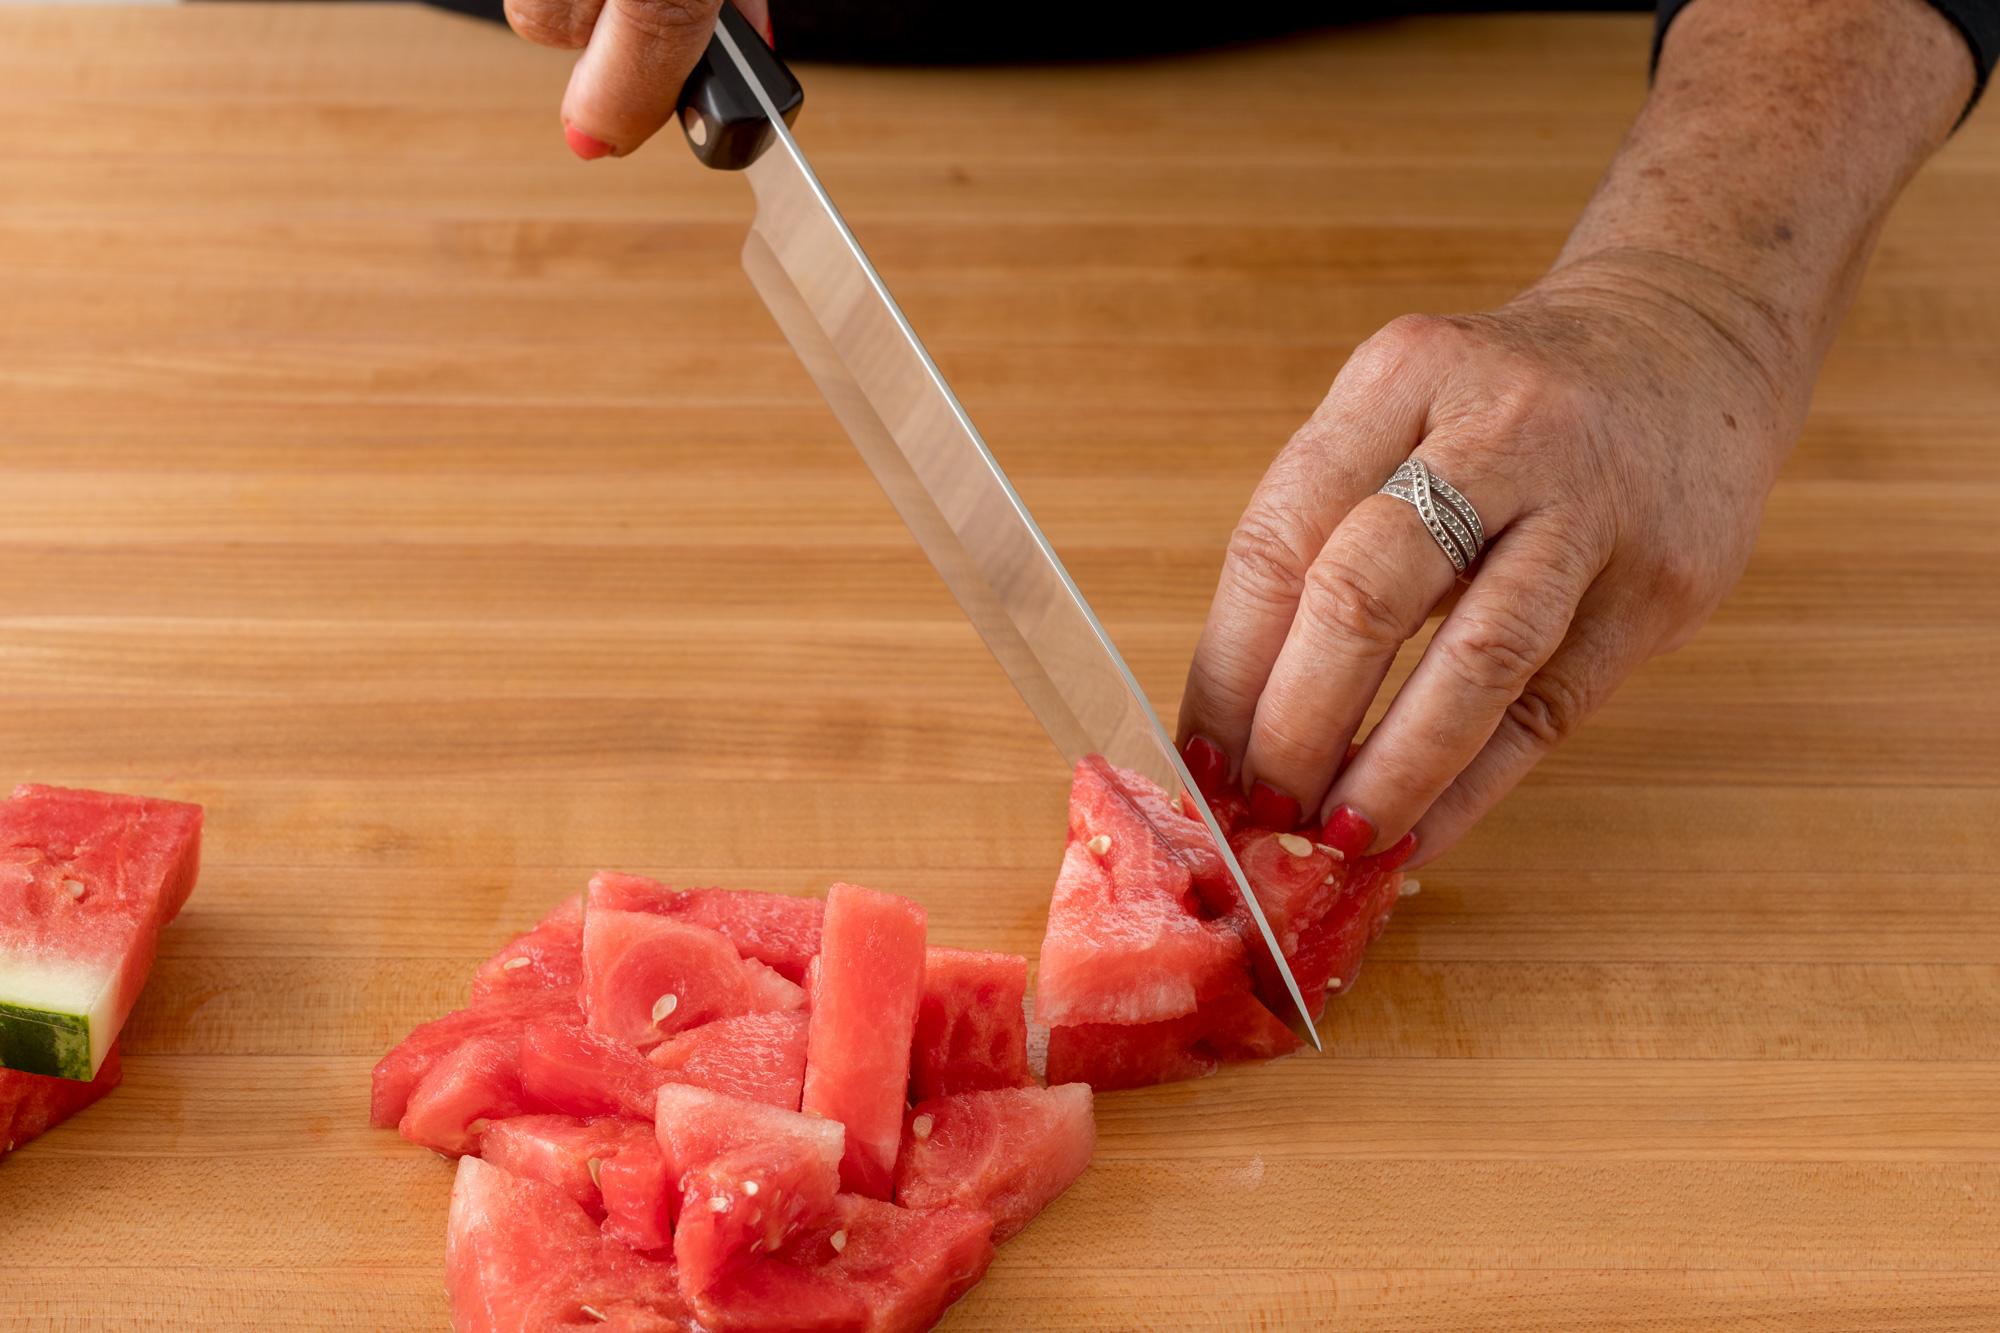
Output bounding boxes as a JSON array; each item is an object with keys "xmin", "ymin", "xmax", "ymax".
[
  {"xmin": 1034, "ymin": 755, "xmax": 1411, "ymax": 1091},
  {"xmin": 1, "ymin": 784, "xmax": 203, "ymax": 1160},
  {"xmin": 375, "ymin": 873, "xmax": 1095, "ymax": 1331}
]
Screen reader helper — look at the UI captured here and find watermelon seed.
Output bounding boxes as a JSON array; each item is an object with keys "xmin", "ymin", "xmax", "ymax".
[
  {"xmin": 742, "ymin": 1179, "xmax": 760, "ymax": 1197},
  {"xmin": 1322, "ymin": 873, "xmax": 1336, "ymax": 885},
  {"xmin": 1400, "ymin": 879, "xmax": 1422, "ymax": 897},
  {"xmin": 651, "ymin": 993, "xmax": 679, "ymax": 1026},
  {"xmin": 587, "ymin": 1157, "xmax": 603, "ymax": 1190},
  {"xmin": 579, "ymin": 1305, "xmax": 608, "ymax": 1323},
  {"xmin": 708, "ymin": 1196, "xmax": 730, "ymax": 1213},
  {"xmin": 1327, "ymin": 977, "xmax": 1342, "ymax": 990},
  {"xmin": 502, "ymin": 956, "xmax": 532, "ymax": 972},
  {"xmin": 1084, "ymin": 834, "xmax": 1112, "ymax": 857},
  {"xmin": 830, "ymin": 1229, "xmax": 849, "ymax": 1253},
  {"xmin": 1276, "ymin": 833, "xmax": 1313, "ymax": 858},
  {"xmin": 912, "ymin": 1114, "xmax": 935, "ymax": 1141},
  {"xmin": 467, "ymin": 1118, "xmax": 490, "ymax": 1135},
  {"xmin": 1315, "ymin": 843, "xmax": 1345, "ymax": 861},
  {"xmin": 62, "ymin": 879, "xmax": 86, "ymax": 900}
]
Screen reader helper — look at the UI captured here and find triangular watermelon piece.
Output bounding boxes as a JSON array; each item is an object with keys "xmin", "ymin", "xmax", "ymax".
[
  {"xmin": 894, "ymin": 1084, "xmax": 1095, "ymax": 1242},
  {"xmin": 647, "ymin": 1009, "xmax": 809, "ymax": 1110},
  {"xmin": 371, "ymin": 988, "xmax": 582, "ymax": 1129},
  {"xmin": 1, "ymin": 1042, "xmax": 123, "ymax": 1157},
  {"xmin": 908, "ymin": 947, "xmax": 1033, "ymax": 1103},
  {"xmin": 471, "ymin": 894, "xmax": 585, "ymax": 1004},
  {"xmin": 0, "ymin": 785, "xmax": 203, "ymax": 1081},
  {"xmin": 1044, "ymin": 980, "xmax": 1299, "ymax": 1092},
  {"xmin": 518, "ymin": 1021, "xmax": 668, "ymax": 1121},
  {"xmin": 1222, "ymin": 829, "xmax": 1410, "ymax": 1020},
  {"xmin": 583, "ymin": 909, "xmax": 804, "ymax": 1049},
  {"xmin": 398, "ymin": 1034, "xmax": 541, "ymax": 1156},
  {"xmin": 479, "ymin": 1113, "xmax": 657, "ymax": 1214},
  {"xmin": 590, "ymin": 873, "xmax": 824, "ymax": 984},
  {"xmin": 1070, "ymin": 757, "xmax": 1229, "ymax": 901},
  {"xmin": 446, "ymin": 1155, "xmax": 696, "ymax": 1332}
]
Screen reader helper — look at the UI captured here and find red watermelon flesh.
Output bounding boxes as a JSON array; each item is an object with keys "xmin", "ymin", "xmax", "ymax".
[
  {"xmin": 908, "ymin": 947, "xmax": 1032, "ymax": 1103},
  {"xmin": 519, "ymin": 1021, "xmax": 668, "ymax": 1121},
  {"xmin": 446, "ymin": 1154, "xmax": 695, "ymax": 1332},
  {"xmin": 600, "ymin": 1147, "xmax": 675, "ymax": 1253},
  {"xmin": 1282, "ymin": 852, "xmax": 1405, "ymax": 1012},
  {"xmin": 1222, "ymin": 832, "xmax": 1407, "ymax": 1018},
  {"xmin": 371, "ymin": 988, "xmax": 581, "ymax": 1129},
  {"xmin": 801, "ymin": 882, "xmax": 927, "ymax": 1198},
  {"xmin": 583, "ymin": 909, "xmax": 803, "ymax": 1049},
  {"xmin": 696, "ymin": 1196, "xmax": 994, "ymax": 1333},
  {"xmin": 894, "ymin": 1084, "xmax": 1095, "ymax": 1243},
  {"xmin": 1045, "ymin": 983, "xmax": 1299, "ymax": 1092},
  {"xmin": 479, "ymin": 1114, "xmax": 656, "ymax": 1213},
  {"xmin": 1033, "ymin": 837, "xmax": 1246, "ymax": 1029},
  {"xmin": 1, "ymin": 1042, "xmax": 122, "ymax": 1157},
  {"xmin": 0, "ymin": 785, "xmax": 203, "ymax": 1082},
  {"xmin": 590, "ymin": 873, "xmax": 823, "ymax": 985},
  {"xmin": 399, "ymin": 1034, "xmax": 540, "ymax": 1156},
  {"xmin": 1216, "ymin": 829, "xmax": 1345, "ymax": 950},
  {"xmin": 1070, "ymin": 757, "xmax": 1228, "ymax": 899},
  {"xmin": 471, "ymin": 894, "xmax": 585, "ymax": 1004},
  {"xmin": 647, "ymin": 1009, "xmax": 808, "ymax": 1110}
]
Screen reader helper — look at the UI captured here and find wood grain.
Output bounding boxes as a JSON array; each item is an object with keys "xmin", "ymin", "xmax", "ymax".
[{"xmin": 1, "ymin": 5, "xmax": 1996, "ymax": 1328}]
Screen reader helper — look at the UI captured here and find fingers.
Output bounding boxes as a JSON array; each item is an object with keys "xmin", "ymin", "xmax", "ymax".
[
  {"xmin": 1175, "ymin": 318, "xmax": 1449, "ymax": 794},
  {"xmin": 1405, "ymin": 585, "xmax": 1651, "ymax": 868},
  {"xmin": 506, "ymin": 0, "xmax": 605, "ymax": 49},
  {"xmin": 1238, "ymin": 429, "xmax": 1528, "ymax": 822},
  {"xmin": 561, "ymin": 0, "xmax": 724, "ymax": 157},
  {"xmin": 1317, "ymin": 514, "xmax": 1606, "ymax": 850}
]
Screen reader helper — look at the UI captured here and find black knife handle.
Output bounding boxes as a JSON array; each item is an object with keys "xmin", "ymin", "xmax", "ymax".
[{"xmin": 675, "ymin": 4, "xmax": 803, "ymax": 171}]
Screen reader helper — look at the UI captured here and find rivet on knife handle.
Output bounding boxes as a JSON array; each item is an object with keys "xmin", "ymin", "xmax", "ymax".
[{"xmin": 676, "ymin": 4, "xmax": 803, "ymax": 171}]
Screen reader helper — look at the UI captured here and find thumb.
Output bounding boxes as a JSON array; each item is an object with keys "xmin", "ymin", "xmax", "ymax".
[{"xmin": 561, "ymin": 0, "xmax": 752, "ymax": 158}]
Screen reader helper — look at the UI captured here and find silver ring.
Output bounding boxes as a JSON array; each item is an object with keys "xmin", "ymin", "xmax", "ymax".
[{"xmin": 1379, "ymin": 458, "xmax": 1485, "ymax": 573}]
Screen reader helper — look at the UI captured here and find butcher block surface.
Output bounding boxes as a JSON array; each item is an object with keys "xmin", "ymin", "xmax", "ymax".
[{"xmin": 1, "ymin": 5, "xmax": 1997, "ymax": 1328}]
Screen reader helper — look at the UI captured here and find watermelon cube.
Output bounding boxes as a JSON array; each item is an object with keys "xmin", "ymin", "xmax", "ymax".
[
  {"xmin": 1, "ymin": 1042, "xmax": 123, "ymax": 1158},
  {"xmin": 0, "ymin": 785, "xmax": 202, "ymax": 1081},
  {"xmin": 518, "ymin": 1021, "xmax": 669, "ymax": 1121},
  {"xmin": 908, "ymin": 948, "xmax": 1033, "ymax": 1103},
  {"xmin": 470, "ymin": 894, "xmax": 585, "ymax": 1004},
  {"xmin": 648, "ymin": 1009, "xmax": 810, "ymax": 1110},
  {"xmin": 1045, "ymin": 982, "xmax": 1299, "ymax": 1092},
  {"xmin": 446, "ymin": 1155, "xmax": 694, "ymax": 1333},
  {"xmin": 370, "ymin": 989, "xmax": 582, "ymax": 1129},
  {"xmin": 478, "ymin": 1113, "xmax": 657, "ymax": 1213},
  {"xmin": 591, "ymin": 872, "xmax": 824, "ymax": 984},
  {"xmin": 582, "ymin": 909, "xmax": 803, "ymax": 1049},
  {"xmin": 599, "ymin": 1146, "xmax": 675, "ymax": 1253},
  {"xmin": 894, "ymin": 1084, "xmax": 1096, "ymax": 1243},
  {"xmin": 398, "ymin": 1034, "xmax": 540, "ymax": 1157},
  {"xmin": 801, "ymin": 882, "xmax": 928, "ymax": 1198}
]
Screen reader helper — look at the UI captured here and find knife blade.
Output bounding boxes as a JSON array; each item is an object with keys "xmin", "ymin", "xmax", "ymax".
[{"xmin": 675, "ymin": 6, "xmax": 1321, "ymax": 1050}]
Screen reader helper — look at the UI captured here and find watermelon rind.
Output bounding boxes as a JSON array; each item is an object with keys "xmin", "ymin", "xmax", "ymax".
[{"xmin": 0, "ymin": 956, "xmax": 113, "ymax": 1080}]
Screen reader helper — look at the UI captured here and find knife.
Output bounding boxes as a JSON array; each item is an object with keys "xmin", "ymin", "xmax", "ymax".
[{"xmin": 674, "ymin": 5, "xmax": 1321, "ymax": 1050}]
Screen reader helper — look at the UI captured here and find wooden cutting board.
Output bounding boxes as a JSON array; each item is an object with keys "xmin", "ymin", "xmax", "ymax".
[{"xmin": 1, "ymin": 5, "xmax": 1996, "ymax": 1327}]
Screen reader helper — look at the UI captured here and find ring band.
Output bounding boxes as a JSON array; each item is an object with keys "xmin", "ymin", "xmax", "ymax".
[{"xmin": 1379, "ymin": 458, "xmax": 1485, "ymax": 573}]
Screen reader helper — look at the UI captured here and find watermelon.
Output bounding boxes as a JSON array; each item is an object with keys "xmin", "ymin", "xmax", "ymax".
[
  {"xmin": 1045, "ymin": 982, "xmax": 1298, "ymax": 1091},
  {"xmin": 698, "ymin": 1195, "xmax": 995, "ymax": 1333},
  {"xmin": 583, "ymin": 909, "xmax": 803, "ymax": 1049},
  {"xmin": 648, "ymin": 1009, "xmax": 809, "ymax": 1110},
  {"xmin": 1, "ymin": 1042, "xmax": 122, "ymax": 1158},
  {"xmin": 1033, "ymin": 837, "xmax": 1245, "ymax": 1028},
  {"xmin": 446, "ymin": 1154, "xmax": 695, "ymax": 1332},
  {"xmin": 894, "ymin": 1084, "xmax": 1095, "ymax": 1243},
  {"xmin": 371, "ymin": 988, "xmax": 582, "ymax": 1129},
  {"xmin": 655, "ymin": 1084, "xmax": 845, "ymax": 1299},
  {"xmin": 801, "ymin": 883, "xmax": 927, "ymax": 1198},
  {"xmin": 590, "ymin": 873, "xmax": 824, "ymax": 985},
  {"xmin": 1071, "ymin": 757, "xmax": 1228, "ymax": 899},
  {"xmin": 479, "ymin": 1114, "xmax": 657, "ymax": 1212},
  {"xmin": 1218, "ymin": 829, "xmax": 1409, "ymax": 1020},
  {"xmin": 471, "ymin": 894, "xmax": 585, "ymax": 1004},
  {"xmin": 600, "ymin": 1146, "xmax": 676, "ymax": 1253},
  {"xmin": 399, "ymin": 1034, "xmax": 540, "ymax": 1157},
  {"xmin": 519, "ymin": 1021, "xmax": 668, "ymax": 1121},
  {"xmin": 0, "ymin": 785, "xmax": 202, "ymax": 1080},
  {"xmin": 908, "ymin": 948, "xmax": 1032, "ymax": 1103}
]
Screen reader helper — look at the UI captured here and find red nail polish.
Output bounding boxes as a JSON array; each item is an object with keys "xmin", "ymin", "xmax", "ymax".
[
  {"xmin": 1373, "ymin": 830, "xmax": 1419, "ymax": 872},
  {"xmin": 564, "ymin": 124, "xmax": 614, "ymax": 160},
  {"xmin": 1181, "ymin": 736, "xmax": 1230, "ymax": 802},
  {"xmin": 1248, "ymin": 782, "xmax": 1303, "ymax": 832},
  {"xmin": 1321, "ymin": 805, "xmax": 1375, "ymax": 859}
]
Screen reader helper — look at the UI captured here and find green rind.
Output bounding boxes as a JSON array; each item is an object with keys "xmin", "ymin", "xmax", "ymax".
[{"xmin": 0, "ymin": 1001, "xmax": 94, "ymax": 1080}]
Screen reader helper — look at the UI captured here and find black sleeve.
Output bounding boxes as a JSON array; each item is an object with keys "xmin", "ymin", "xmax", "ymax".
[{"xmin": 1655, "ymin": 0, "xmax": 1998, "ymax": 121}]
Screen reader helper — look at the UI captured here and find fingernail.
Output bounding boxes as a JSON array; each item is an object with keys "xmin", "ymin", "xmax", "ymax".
[
  {"xmin": 1248, "ymin": 782, "xmax": 1303, "ymax": 832},
  {"xmin": 1181, "ymin": 736, "xmax": 1230, "ymax": 799},
  {"xmin": 564, "ymin": 124, "xmax": 614, "ymax": 160},
  {"xmin": 1374, "ymin": 830, "xmax": 1419, "ymax": 872},
  {"xmin": 1321, "ymin": 805, "xmax": 1375, "ymax": 859}
]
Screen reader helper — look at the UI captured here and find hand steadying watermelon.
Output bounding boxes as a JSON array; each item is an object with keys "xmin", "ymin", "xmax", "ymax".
[{"xmin": 375, "ymin": 875, "xmax": 1094, "ymax": 1332}]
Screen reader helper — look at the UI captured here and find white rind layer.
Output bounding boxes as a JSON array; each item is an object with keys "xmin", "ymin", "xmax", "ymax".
[{"xmin": 0, "ymin": 949, "xmax": 118, "ymax": 1079}]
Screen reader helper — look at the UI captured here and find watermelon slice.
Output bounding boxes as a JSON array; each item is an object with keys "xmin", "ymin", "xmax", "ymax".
[
  {"xmin": 1070, "ymin": 757, "xmax": 1228, "ymax": 900},
  {"xmin": 894, "ymin": 1084, "xmax": 1095, "ymax": 1243},
  {"xmin": 1033, "ymin": 837, "xmax": 1245, "ymax": 1028},
  {"xmin": 583, "ymin": 909, "xmax": 804, "ymax": 1049},
  {"xmin": 1044, "ymin": 981, "xmax": 1299, "ymax": 1091},
  {"xmin": 398, "ymin": 1034, "xmax": 540, "ymax": 1157},
  {"xmin": 1218, "ymin": 829, "xmax": 1409, "ymax": 1020},
  {"xmin": 479, "ymin": 1113, "xmax": 657, "ymax": 1212},
  {"xmin": 470, "ymin": 894, "xmax": 585, "ymax": 1004},
  {"xmin": 648, "ymin": 1009, "xmax": 809, "ymax": 1110},
  {"xmin": 599, "ymin": 1146, "xmax": 675, "ymax": 1253},
  {"xmin": 0, "ymin": 785, "xmax": 202, "ymax": 1080},
  {"xmin": 697, "ymin": 1195, "xmax": 994, "ymax": 1333},
  {"xmin": 519, "ymin": 1021, "xmax": 669, "ymax": 1121},
  {"xmin": 908, "ymin": 948, "xmax": 1032, "ymax": 1103},
  {"xmin": 446, "ymin": 1154, "xmax": 695, "ymax": 1332},
  {"xmin": 591, "ymin": 873, "xmax": 824, "ymax": 985},
  {"xmin": 655, "ymin": 1084, "xmax": 845, "ymax": 1299},
  {"xmin": 1, "ymin": 1042, "xmax": 122, "ymax": 1158},
  {"xmin": 370, "ymin": 988, "xmax": 582, "ymax": 1129},
  {"xmin": 801, "ymin": 882, "xmax": 927, "ymax": 1198}
]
